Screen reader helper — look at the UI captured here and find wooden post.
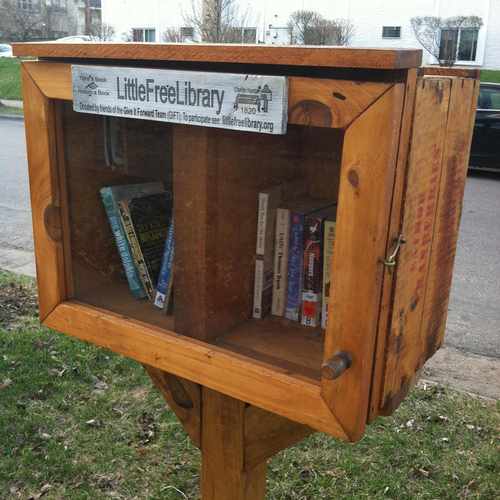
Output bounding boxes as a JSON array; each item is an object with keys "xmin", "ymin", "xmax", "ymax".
[{"xmin": 201, "ymin": 388, "xmax": 267, "ymax": 500}]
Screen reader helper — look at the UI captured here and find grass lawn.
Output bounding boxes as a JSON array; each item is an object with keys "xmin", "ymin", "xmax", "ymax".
[
  {"xmin": 0, "ymin": 58, "xmax": 22, "ymax": 101},
  {"xmin": 481, "ymin": 70, "xmax": 500, "ymax": 83},
  {"xmin": 0, "ymin": 269, "xmax": 499, "ymax": 499}
]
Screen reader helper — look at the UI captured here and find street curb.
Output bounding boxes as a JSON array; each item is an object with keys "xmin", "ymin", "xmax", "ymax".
[
  {"xmin": 423, "ymin": 346, "xmax": 500, "ymax": 401},
  {"xmin": 0, "ymin": 113, "xmax": 24, "ymax": 121}
]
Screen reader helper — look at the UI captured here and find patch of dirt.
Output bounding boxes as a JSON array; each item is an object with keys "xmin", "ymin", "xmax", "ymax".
[
  {"xmin": 0, "ymin": 279, "xmax": 38, "ymax": 328},
  {"xmin": 130, "ymin": 386, "xmax": 149, "ymax": 401}
]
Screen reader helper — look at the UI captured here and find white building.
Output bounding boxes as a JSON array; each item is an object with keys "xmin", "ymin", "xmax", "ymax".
[
  {"xmin": 101, "ymin": 0, "xmax": 258, "ymax": 43},
  {"xmin": 102, "ymin": 0, "xmax": 500, "ymax": 69},
  {"xmin": 102, "ymin": 0, "xmax": 184, "ymax": 42}
]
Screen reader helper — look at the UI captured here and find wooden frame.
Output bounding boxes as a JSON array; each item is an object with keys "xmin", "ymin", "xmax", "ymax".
[
  {"xmin": 20, "ymin": 57, "xmax": 415, "ymax": 441},
  {"xmin": 16, "ymin": 43, "xmax": 480, "ymax": 499}
]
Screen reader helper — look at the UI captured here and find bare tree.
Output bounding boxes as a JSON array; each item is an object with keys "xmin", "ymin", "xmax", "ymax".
[
  {"xmin": 287, "ymin": 10, "xmax": 322, "ymax": 45},
  {"xmin": 88, "ymin": 21, "xmax": 115, "ymax": 41},
  {"xmin": 0, "ymin": 0, "xmax": 45, "ymax": 41},
  {"xmin": 312, "ymin": 18, "xmax": 354, "ymax": 45},
  {"xmin": 0, "ymin": 0, "xmax": 79, "ymax": 41},
  {"xmin": 184, "ymin": 0, "xmax": 252, "ymax": 43},
  {"xmin": 162, "ymin": 28, "xmax": 183, "ymax": 43},
  {"xmin": 411, "ymin": 15, "xmax": 483, "ymax": 66},
  {"xmin": 329, "ymin": 19, "xmax": 355, "ymax": 46},
  {"xmin": 287, "ymin": 10, "xmax": 354, "ymax": 45}
]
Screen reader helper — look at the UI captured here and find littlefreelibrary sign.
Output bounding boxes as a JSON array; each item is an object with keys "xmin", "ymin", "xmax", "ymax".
[{"xmin": 72, "ymin": 65, "xmax": 288, "ymax": 135}]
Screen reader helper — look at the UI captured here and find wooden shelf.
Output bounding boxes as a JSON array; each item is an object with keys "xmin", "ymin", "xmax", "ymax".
[
  {"xmin": 215, "ymin": 317, "xmax": 324, "ymax": 381},
  {"xmin": 76, "ymin": 279, "xmax": 174, "ymax": 331}
]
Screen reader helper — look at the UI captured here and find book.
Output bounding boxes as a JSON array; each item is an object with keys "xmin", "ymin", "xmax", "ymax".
[
  {"xmin": 285, "ymin": 199, "xmax": 333, "ymax": 322},
  {"xmin": 301, "ymin": 205, "xmax": 337, "ymax": 327},
  {"xmin": 154, "ymin": 218, "xmax": 175, "ymax": 311},
  {"xmin": 253, "ymin": 180, "xmax": 307, "ymax": 319},
  {"xmin": 271, "ymin": 208, "xmax": 290, "ymax": 316},
  {"xmin": 100, "ymin": 182, "xmax": 165, "ymax": 299},
  {"xmin": 321, "ymin": 219, "xmax": 337, "ymax": 329},
  {"xmin": 119, "ymin": 192, "xmax": 172, "ymax": 301},
  {"xmin": 253, "ymin": 258, "xmax": 269, "ymax": 319}
]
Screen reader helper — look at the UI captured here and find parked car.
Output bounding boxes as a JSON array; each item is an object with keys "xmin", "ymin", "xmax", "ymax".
[
  {"xmin": 0, "ymin": 44, "xmax": 13, "ymax": 57},
  {"xmin": 470, "ymin": 82, "xmax": 500, "ymax": 172},
  {"xmin": 54, "ymin": 35, "xmax": 93, "ymax": 43}
]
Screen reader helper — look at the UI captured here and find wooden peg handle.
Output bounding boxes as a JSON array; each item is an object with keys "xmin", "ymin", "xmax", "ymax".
[{"xmin": 321, "ymin": 352, "xmax": 352, "ymax": 380}]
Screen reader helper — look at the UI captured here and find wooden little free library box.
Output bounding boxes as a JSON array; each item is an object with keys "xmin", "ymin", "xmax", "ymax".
[{"xmin": 14, "ymin": 43, "xmax": 478, "ymax": 450}]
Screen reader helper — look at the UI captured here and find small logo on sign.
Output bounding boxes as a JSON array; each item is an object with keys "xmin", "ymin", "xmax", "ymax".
[{"xmin": 234, "ymin": 84, "xmax": 272, "ymax": 113}]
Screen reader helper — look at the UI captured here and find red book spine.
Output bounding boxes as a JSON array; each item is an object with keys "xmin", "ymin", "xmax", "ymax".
[{"xmin": 301, "ymin": 214, "xmax": 323, "ymax": 327}]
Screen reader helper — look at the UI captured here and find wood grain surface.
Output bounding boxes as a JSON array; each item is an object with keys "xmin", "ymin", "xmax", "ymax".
[
  {"xmin": 419, "ymin": 78, "xmax": 479, "ymax": 363},
  {"xmin": 367, "ymin": 68, "xmax": 418, "ymax": 422},
  {"xmin": 321, "ymin": 83, "xmax": 405, "ymax": 441},
  {"xmin": 45, "ymin": 301, "xmax": 348, "ymax": 439},
  {"xmin": 244, "ymin": 405, "xmax": 313, "ymax": 469},
  {"xmin": 201, "ymin": 388, "xmax": 267, "ymax": 500},
  {"xmin": 13, "ymin": 43, "xmax": 422, "ymax": 70},
  {"xmin": 144, "ymin": 365, "xmax": 202, "ymax": 448},
  {"xmin": 21, "ymin": 65, "xmax": 67, "ymax": 320},
  {"xmin": 381, "ymin": 78, "xmax": 452, "ymax": 414}
]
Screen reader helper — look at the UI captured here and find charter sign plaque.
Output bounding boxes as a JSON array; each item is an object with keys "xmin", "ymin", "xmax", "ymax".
[{"xmin": 72, "ymin": 65, "xmax": 288, "ymax": 135}]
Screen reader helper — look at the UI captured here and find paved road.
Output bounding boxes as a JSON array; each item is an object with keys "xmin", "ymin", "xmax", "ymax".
[
  {"xmin": 0, "ymin": 118, "xmax": 33, "ymax": 251},
  {"xmin": 0, "ymin": 118, "xmax": 499, "ymax": 360},
  {"xmin": 447, "ymin": 172, "xmax": 500, "ymax": 358}
]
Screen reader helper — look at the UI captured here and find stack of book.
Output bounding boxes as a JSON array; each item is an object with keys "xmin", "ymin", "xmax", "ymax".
[
  {"xmin": 100, "ymin": 182, "xmax": 174, "ymax": 313},
  {"xmin": 253, "ymin": 184, "xmax": 337, "ymax": 329}
]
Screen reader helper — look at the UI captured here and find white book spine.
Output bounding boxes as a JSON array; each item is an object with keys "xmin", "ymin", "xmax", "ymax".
[
  {"xmin": 252, "ymin": 258, "xmax": 264, "ymax": 319},
  {"xmin": 256, "ymin": 192, "xmax": 269, "ymax": 256},
  {"xmin": 271, "ymin": 208, "xmax": 290, "ymax": 316}
]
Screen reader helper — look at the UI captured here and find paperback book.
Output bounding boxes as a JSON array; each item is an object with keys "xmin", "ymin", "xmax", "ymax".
[
  {"xmin": 154, "ymin": 218, "xmax": 175, "ymax": 311},
  {"xmin": 301, "ymin": 205, "xmax": 337, "ymax": 327},
  {"xmin": 271, "ymin": 208, "xmax": 290, "ymax": 316},
  {"xmin": 321, "ymin": 218, "xmax": 337, "ymax": 329},
  {"xmin": 284, "ymin": 199, "xmax": 332, "ymax": 322},
  {"xmin": 253, "ymin": 179, "xmax": 305, "ymax": 319},
  {"xmin": 100, "ymin": 182, "xmax": 165, "ymax": 299},
  {"xmin": 119, "ymin": 191, "xmax": 172, "ymax": 300}
]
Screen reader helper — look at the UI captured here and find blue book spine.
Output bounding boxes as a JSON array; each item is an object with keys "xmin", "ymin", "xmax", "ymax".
[
  {"xmin": 100, "ymin": 187, "xmax": 146, "ymax": 299},
  {"xmin": 285, "ymin": 211, "xmax": 304, "ymax": 321},
  {"xmin": 154, "ymin": 219, "xmax": 175, "ymax": 309}
]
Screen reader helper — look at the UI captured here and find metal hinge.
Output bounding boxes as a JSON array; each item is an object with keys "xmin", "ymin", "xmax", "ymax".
[{"xmin": 383, "ymin": 234, "xmax": 406, "ymax": 268}]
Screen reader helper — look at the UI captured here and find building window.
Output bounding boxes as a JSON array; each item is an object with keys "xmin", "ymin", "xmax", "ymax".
[
  {"xmin": 180, "ymin": 26, "xmax": 194, "ymax": 39},
  {"xmin": 17, "ymin": 0, "xmax": 40, "ymax": 11},
  {"xmin": 49, "ymin": 0, "xmax": 67, "ymax": 11},
  {"xmin": 242, "ymin": 27, "xmax": 257, "ymax": 43},
  {"xmin": 458, "ymin": 28, "xmax": 479, "ymax": 61},
  {"xmin": 382, "ymin": 26, "xmax": 401, "ymax": 39},
  {"xmin": 132, "ymin": 28, "xmax": 156, "ymax": 42},
  {"xmin": 439, "ymin": 28, "xmax": 478, "ymax": 62},
  {"xmin": 439, "ymin": 29, "xmax": 458, "ymax": 62}
]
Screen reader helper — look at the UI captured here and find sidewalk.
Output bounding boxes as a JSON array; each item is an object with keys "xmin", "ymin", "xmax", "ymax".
[{"xmin": 0, "ymin": 247, "xmax": 35, "ymax": 277}]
